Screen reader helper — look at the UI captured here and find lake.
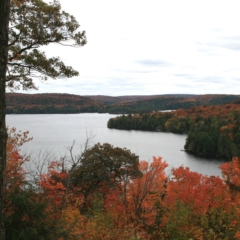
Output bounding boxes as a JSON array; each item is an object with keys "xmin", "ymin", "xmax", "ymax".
[{"xmin": 6, "ymin": 113, "xmax": 227, "ymax": 176}]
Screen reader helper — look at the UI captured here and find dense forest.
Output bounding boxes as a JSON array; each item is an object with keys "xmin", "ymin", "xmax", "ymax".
[
  {"xmin": 4, "ymin": 128, "xmax": 240, "ymax": 239},
  {"xmin": 108, "ymin": 102, "xmax": 240, "ymax": 159},
  {"xmin": 6, "ymin": 93, "xmax": 240, "ymax": 114}
]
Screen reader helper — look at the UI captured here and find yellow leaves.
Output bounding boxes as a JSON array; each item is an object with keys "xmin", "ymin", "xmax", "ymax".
[
  {"xmin": 164, "ymin": 120, "xmax": 171, "ymax": 130},
  {"xmin": 60, "ymin": 207, "xmax": 86, "ymax": 239},
  {"xmin": 82, "ymin": 210, "xmax": 134, "ymax": 240},
  {"xmin": 220, "ymin": 125, "xmax": 229, "ymax": 133},
  {"xmin": 61, "ymin": 205, "xmax": 130, "ymax": 239}
]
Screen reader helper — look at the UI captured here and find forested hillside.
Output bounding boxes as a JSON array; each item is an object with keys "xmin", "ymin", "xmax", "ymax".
[
  {"xmin": 6, "ymin": 93, "xmax": 103, "ymax": 113},
  {"xmin": 6, "ymin": 93, "xmax": 240, "ymax": 114},
  {"xmin": 108, "ymin": 103, "xmax": 240, "ymax": 159},
  {"xmin": 102, "ymin": 94, "xmax": 240, "ymax": 113}
]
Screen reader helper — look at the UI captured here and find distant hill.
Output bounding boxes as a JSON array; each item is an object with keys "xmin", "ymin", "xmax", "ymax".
[
  {"xmin": 6, "ymin": 93, "xmax": 103, "ymax": 114},
  {"xmin": 96, "ymin": 94, "xmax": 240, "ymax": 114},
  {"xmin": 6, "ymin": 93, "xmax": 240, "ymax": 114}
]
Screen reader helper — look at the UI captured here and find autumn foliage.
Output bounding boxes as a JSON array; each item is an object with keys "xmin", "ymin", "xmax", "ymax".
[{"xmin": 4, "ymin": 129, "xmax": 240, "ymax": 239}]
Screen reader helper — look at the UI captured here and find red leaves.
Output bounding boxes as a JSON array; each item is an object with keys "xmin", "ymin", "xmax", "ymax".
[
  {"xmin": 166, "ymin": 166, "xmax": 230, "ymax": 214},
  {"xmin": 103, "ymin": 157, "xmax": 169, "ymax": 233},
  {"xmin": 220, "ymin": 157, "xmax": 240, "ymax": 192},
  {"xmin": 39, "ymin": 161, "xmax": 68, "ymax": 208},
  {"xmin": 4, "ymin": 128, "xmax": 32, "ymax": 191}
]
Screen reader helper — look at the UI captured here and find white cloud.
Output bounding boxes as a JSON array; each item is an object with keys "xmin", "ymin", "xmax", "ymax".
[{"xmin": 18, "ymin": 0, "xmax": 240, "ymax": 96}]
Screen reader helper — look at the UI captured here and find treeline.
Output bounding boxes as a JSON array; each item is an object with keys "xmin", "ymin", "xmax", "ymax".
[
  {"xmin": 5, "ymin": 128, "xmax": 240, "ymax": 239},
  {"xmin": 108, "ymin": 103, "xmax": 240, "ymax": 159},
  {"xmin": 6, "ymin": 93, "xmax": 240, "ymax": 114},
  {"xmin": 7, "ymin": 105, "xmax": 100, "ymax": 114},
  {"xmin": 6, "ymin": 93, "xmax": 102, "ymax": 114},
  {"xmin": 104, "ymin": 94, "xmax": 240, "ymax": 114},
  {"xmin": 100, "ymin": 97, "xmax": 196, "ymax": 114}
]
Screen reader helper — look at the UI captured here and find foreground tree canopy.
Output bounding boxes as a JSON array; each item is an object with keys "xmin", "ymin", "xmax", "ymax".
[
  {"xmin": 7, "ymin": 0, "xmax": 86, "ymax": 90},
  {"xmin": 4, "ymin": 129, "xmax": 240, "ymax": 239}
]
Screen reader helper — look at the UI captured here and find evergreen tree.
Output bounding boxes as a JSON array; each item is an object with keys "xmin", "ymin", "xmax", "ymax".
[{"xmin": 0, "ymin": 0, "xmax": 86, "ymax": 238}]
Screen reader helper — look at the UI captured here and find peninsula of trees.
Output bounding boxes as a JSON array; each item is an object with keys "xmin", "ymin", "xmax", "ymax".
[{"xmin": 108, "ymin": 102, "xmax": 240, "ymax": 159}]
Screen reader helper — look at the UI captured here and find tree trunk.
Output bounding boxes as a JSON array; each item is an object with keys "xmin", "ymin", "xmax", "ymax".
[{"xmin": 0, "ymin": 0, "xmax": 10, "ymax": 239}]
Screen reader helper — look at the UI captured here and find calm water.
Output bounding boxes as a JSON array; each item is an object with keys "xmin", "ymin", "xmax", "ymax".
[{"xmin": 6, "ymin": 113, "xmax": 227, "ymax": 176}]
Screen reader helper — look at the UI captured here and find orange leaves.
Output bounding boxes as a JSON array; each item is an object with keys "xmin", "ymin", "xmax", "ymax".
[
  {"xmin": 104, "ymin": 188, "xmax": 125, "ymax": 213},
  {"xmin": 139, "ymin": 161, "xmax": 148, "ymax": 171},
  {"xmin": 4, "ymin": 128, "xmax": 32, "ymax": 191},
  {"xmin": 220, "ymin": 157, "xmax": 240, "ymax": 192},
  {"xmin": 39, "ymin": 177, "xmax": 65, "ymax": 192},
  {"xmin": 151, "ymin": 156, "xmax": 168, "ymax": 170},
  {"xmin": 166, "ymin": 166, "xmax": 230, "ymax": 216},
  {"xmin": 4, "ymin": 129, "xmax": 240, "ymax": 239},
  {"xmin": 106, "ymin": 157, "xmax": 169, "ymax": 232},
  {"xmin": 4, "ymin": 148, "xmax": 26, "ymax": 192},
  {"xmin": 38, "ymin": 161, "xmax": 68, "ymax": 208},
  {"xmin": 130, "ymin": 157, "xmax": 168, "ymax": 200},
  {"xmin": 103, "ymin": 157, "xmax": 239, "ymax": 236}
]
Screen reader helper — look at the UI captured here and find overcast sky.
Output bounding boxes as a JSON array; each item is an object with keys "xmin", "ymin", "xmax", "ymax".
[{"xmin": 20, "ymin": 0, "xmax": 240, "ymax": 96}]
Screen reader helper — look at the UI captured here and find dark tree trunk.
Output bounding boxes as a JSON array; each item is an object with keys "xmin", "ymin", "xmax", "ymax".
[{"xmin": 0, "ymin": 0, "xmax": 10, "ymax": 239}]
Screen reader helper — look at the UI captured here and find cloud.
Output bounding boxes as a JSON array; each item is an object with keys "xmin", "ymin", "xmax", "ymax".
[
  {"xmin": 194, "ymin": 76, "xmax": 224, "ymax": 84},
  {"xmin": 112, "ymin": 68, "xmax": 159, "ymax": 74},
  {"xmin": 197, "ymin": 35, "xmax": 240, "ymax": 53},
  {"xmin": 196, "ymin": 43, "xmax": 222, "ymax": 56},
  {"xmin": 173, "ymin": 73, "xmax": 196, "ymax": 79},
  {"xmin": 135, "ymin": 60, "xmax": 170, "ymax": 67},
  {"xmin": 220, "ymin": 42, "xmax": 240, "ymax": 51},
  {"xmin": 12, "ymin": 0, "xmax": 240, "ymax": 96}
]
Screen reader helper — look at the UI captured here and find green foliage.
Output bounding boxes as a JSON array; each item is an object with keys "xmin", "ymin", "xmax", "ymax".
[
  {"xmin": 201, "ymin": 207, "xmax": 239, "ymax": 240},
  {"xmin": 4, "ymin": 184, "xmax": 68, "ymax": 240},
  {"xmin": 151, "ymin": 201, "xmax": 239, "ymax": 240},
  {"xmin": 7, "ymin": 0, "xmax": 86, "ymax": 90},
  {"xmin": 108, "ymin": 112, "xmax": 177, "ymax": 132},
  {"xmin": 71, "ymin": 143, "xmax": 142, "ymax": 214},
  {"xmin": 163, "ymin": 201, "xmax": 201, "ymax": 240}
]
